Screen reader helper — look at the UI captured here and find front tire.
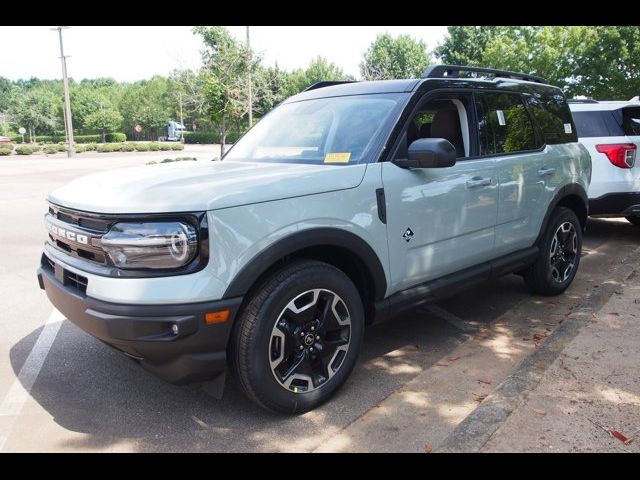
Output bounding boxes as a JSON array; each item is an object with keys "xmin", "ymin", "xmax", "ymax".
[
  {"xmin": 232, "ymin": 260, "xmax": 364, "ymax": 414},
  {"xmin": 626, "ymin": 216, "xmax": 640, "ymax": 227},
  {"xmin": 524, "ymin": 207, "xmax": 582, "ymax": 296}
]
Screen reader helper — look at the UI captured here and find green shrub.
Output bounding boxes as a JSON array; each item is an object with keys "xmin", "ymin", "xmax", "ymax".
[
  {"xmin": 74, "ymin": 145, "xmax": 86, "ymax": 153},
  {"xmin": 170, "ymin": 143, "xmax": 185, "ymax": 151},
  {"xmin": 121, "ymin": 143, "xmax": 136, "ymax": 152},
  {"xmin": 183, "ymin": 131, "xmax": 241, "ymax": 144},
  {"xmin": 84, "ymin": 143, "xmax": 98, "ymax": 151},
  {"xmin": 159, "ymin": 143, "xmax": 173, "ymax": 151},
  {"xmin": 183, "ymin": 132, "xmax": 219, "ymax": 144},
  {"xmin": 20, "ymin": 134, "xmax": 125, "ymax": 144},
  {"xmin": 0, "ymin": 147, "xmax": 12, "ymax": 155},
  {"xmin": 78, "ymin": 135, "xmax": 101, "ymax": 143},
  {"xmin": 160, "ymin": 156, "xmax": 197, "ymax": 163},
  {"xmin": 97, "ymin": 143, "xmax": 124, "ymax": 152},
  {"xmin": 15, "ymin": 145, "xmax": 36, "ymax": 155},
  {"xmin": 44, "ymin": 145, "xmax": 65, "ymax": 154},
  {"xmin": 133, "ymin": 143, "xmax": 150, "ymax": 152},
  {"xmin": 2, "ymin": 143, "xmax": 15, "ymax": 151},
  {"xmin": 226, "ymin": 131, "xmax": 242, "ymax": 143},
  {"xmin": 105, "ymin": 132, "xmax": 127, "ymax": 143},
  {"xmin": 148, "ymin": 142, "xmax": 162, "ymax": 151}
]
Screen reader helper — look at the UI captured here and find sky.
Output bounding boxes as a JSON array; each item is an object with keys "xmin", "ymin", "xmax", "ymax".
[{"xmin": 0, "ymin": 26, "xmax": 448, "ymax": 82}]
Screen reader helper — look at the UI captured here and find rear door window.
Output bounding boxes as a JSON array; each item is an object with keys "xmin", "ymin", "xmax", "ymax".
[
  {"xmin": 525, "ymin": 93, "xmax": 577, "ymax": 144},
  {"xmin": 475, "ymin": 93, "xmax": 541, "ymax": 155}
]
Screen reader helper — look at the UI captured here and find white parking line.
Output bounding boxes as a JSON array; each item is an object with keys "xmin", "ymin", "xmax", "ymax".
[{"xmin": 0, "ymin": 309, "xmax": 64, "ymax": 451}]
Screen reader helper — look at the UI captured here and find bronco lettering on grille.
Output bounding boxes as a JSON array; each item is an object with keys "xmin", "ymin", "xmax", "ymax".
[{"xmin": 47, "ymin": 222, "xmax": 89, "ymax": 245}]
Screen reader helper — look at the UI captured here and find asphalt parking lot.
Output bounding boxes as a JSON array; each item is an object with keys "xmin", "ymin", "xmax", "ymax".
[{"xmin": 0, "ymin": 150, "xmax": 638, "ymax": 452}]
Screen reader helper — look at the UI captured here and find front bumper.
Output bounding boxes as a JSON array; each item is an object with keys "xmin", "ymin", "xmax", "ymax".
[
  {"xmin": 589, "ymin": 192, "xmax": 640, "ymax": 216},
  {"xmin": 37, "ymin": 259, "xmax": 242, "ymax": 385}
]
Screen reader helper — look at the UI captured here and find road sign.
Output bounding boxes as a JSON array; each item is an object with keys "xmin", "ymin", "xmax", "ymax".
[
  {"xmin": 134, "ymin": 125, "xmax": 142, "ymax": 133},
  {"xmin": 18, "ymin": 127, "xmax": 26, "ymax": 134}
]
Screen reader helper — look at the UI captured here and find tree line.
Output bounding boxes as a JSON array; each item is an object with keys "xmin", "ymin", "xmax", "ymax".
[{"xmin": 1, "ymin": 26, "xmax": 638, "ymax": 153}]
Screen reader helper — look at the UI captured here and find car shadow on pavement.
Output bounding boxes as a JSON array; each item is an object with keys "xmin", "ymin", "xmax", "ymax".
[{"xmin": 9, "ymin": 274, "xmax": 532, "ymax": 452}]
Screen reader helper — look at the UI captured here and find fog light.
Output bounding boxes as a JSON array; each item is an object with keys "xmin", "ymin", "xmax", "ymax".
[{"xmin": 171, "ymin": 324, "xmax": 179, "ymax": 335}]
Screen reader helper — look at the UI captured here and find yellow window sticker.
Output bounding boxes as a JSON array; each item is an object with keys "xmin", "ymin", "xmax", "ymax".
[{"xmin": 324, "ymin": 152, "xmax": 351, "ymax": 164}]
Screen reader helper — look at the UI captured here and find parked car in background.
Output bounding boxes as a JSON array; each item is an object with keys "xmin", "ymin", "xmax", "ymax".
[
  {"xmin": 569, "ymin": 99, "xmax": 640, "ymax": 226},
  {"xmin": 0, "ymin": 136, "xmax": 12, "ymax": 143}
]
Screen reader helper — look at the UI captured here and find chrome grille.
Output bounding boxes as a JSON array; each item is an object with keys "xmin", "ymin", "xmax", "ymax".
[{"xmin": 46, "ymin": 203, "xmax": 108, "ymax": 265}]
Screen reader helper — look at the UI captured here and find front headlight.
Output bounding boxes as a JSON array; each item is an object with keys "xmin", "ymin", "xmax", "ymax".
[{"xmin": 101, "ymin": 222, "xmax": 198, "ymax": 269}]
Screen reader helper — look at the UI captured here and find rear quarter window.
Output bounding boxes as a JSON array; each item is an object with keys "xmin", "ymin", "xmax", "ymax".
[
  {"xmin": 623, "ymin": 107, "xmax": 640, "ymax": 136},
  {"xmin": 572, "ymin": 108, "xmax": 640, "ymax": 138},
  {"xmin": 525, "ymin": 92, "xmax": 577, "ymax": 144},
  {"xmin": 572, "ymin": 111, "xmax": 618, "ymax": 137}
]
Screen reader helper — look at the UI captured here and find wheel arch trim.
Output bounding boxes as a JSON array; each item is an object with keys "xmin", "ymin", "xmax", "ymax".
[
  {"xmin": 535, "ymin": 183, "xmax": 588, "ymax": 245},
  {"xmin": 223, "ymin": 228, "xmax": 388, "ymax": 300}
]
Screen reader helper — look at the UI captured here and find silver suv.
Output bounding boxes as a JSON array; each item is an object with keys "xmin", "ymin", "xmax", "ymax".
[{"xmin": 38, "ymin": 65, "xmax": 592, "ymax": 413}]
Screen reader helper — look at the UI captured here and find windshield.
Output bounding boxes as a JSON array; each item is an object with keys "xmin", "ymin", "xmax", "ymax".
[{"xmin": 225, "ymin": 94, "xmax": 403, "ymax": 165}]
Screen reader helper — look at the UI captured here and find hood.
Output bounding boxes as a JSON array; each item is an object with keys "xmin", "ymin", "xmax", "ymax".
[{"xmin": 48, "ymin": 160, "xmax": 367, "ymax": 214}]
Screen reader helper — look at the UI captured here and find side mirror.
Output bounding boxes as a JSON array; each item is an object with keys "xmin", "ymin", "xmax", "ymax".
[{"xmin": 395, "ymin": 138, "xmax": 457, "ymax": 169}]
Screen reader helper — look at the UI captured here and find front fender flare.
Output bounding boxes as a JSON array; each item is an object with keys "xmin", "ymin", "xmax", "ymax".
[{"xmin": 223, "ymin": 228, "xmax": 388, "ymax": 300}]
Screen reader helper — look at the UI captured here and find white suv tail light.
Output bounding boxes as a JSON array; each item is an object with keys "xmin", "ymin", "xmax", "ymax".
[{"xmin": 596, "ymin": 143, "xmax": 637, "ymax": 168}]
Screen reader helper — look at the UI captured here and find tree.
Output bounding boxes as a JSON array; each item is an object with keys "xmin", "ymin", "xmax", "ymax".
[
  {"xmin": 84, "ymin": 107, "xmax": 123, "ymax": 142},
  {"xmin": 193, "ymin": 26, "xmax": 256, "ymax": 158},
  {"xmin": 570, "ymin": 26, "xmax": 640, "ymax": 99},
  {"xmin": 9, "ymin": 86, "xmax": 60, "ymax": 141},
  {"xmin": 0, "ymin": 76, "xmax": 12, "ymax": 113},
  {"xmin": 435, "ymin": 26, "xmax": 640, "ymax": 100},
  {"xmin": 119, "ymin": 78, "xmax": 172, "ymax": 139},
  {"xmin": 360, "ymin": 33, "xmax": 432, "ymax": 80},
  {"xmin": 480, "ymin": 27, "xmax": 576, "ymax": 90},
  {"xmin": 71, "ymin": 87, "xmax": 110, "ymax": 130},
  {"xmin": 434, "ymin": 26, "xmax": 498, "ymax": 66},
  {"xmin": 253, "ymin": 64, "xmax": 290, "ymax": 118},
  {"xmin": 283, "ymin": 56, "xmax": 352, "ymax": 97}
]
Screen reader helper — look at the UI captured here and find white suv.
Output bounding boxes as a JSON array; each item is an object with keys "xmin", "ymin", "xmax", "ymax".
[{"xmin": 570, "ymin": 99, "xmax": 640, "ymax": 226}]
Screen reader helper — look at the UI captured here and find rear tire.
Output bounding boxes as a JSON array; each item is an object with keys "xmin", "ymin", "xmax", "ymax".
[
  {"xmin": 232, "ymin": 260, "xmax": 364, "ymax": 414},
  {"xmin": 524, "ymin": 207, "xmax": 582, "ymax": 296},
  {"xmin": 626, "ymin": 216, "xmax": 640, "ymax": 227}
]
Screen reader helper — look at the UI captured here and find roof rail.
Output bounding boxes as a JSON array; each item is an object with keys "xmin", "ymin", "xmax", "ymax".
[
  {"xmin": 421, "ymin": 64, "xmax": 547, "ymax": 84},
  {"xmin": 567, "ymin": 98, "xmax": 599, "ymax": 104},
  {"xmin": 303, "ymin": 81, "xmax": 356, "ymax": 92}
]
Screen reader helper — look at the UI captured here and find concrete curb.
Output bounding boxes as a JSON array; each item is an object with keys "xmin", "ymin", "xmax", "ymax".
[{"xmin": 436, "ymin": 245, "xmax": 640, "ymax": 453}]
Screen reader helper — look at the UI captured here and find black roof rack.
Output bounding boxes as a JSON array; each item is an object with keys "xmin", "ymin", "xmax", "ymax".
[
  {"xmin": 421, "ymin": 65, "xmax": 547, "ymax": 84},
  {"xmin": 303, "ymin": 81, "xmax": 357, "ymax": 92},
  {"xmin": 567, "ymin": 98, "xmax": 599, "ymax": 104}
]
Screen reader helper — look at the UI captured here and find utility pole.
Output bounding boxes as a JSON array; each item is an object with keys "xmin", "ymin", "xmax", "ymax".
[
  {"xmin": 52, "ymin": 26, "xmax": 75, "ymax": 157},
  {"xmin": 179, "ymin": 91, "xmax": 184, "ymax": 143},
  {"xmin": 246, "ymin": 25, "xmax": 253, "ymax": 128}
]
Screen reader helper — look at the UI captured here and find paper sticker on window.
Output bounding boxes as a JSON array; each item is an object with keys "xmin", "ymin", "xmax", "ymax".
[
  {"xmin": 496, "ymin": 110, "xmax": 506, "ymax": 126},
  {"xmin": 324, "ymin": 152, "xmax": 351, "ymax": 163},
  {"xmin": 564, "ymin": 123, "xmax": 573, "ymax": 134}
]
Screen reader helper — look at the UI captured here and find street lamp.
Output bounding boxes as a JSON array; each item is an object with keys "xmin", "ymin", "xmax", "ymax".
[{"xmin": 51, "ymin": 26, "xmax": 75, "ymax": 157}]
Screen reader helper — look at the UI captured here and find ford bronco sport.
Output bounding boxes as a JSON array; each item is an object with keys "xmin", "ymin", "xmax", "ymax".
[{"xmin": 38, "ymin": 65, "xmax": 591, "ymax": 413}]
